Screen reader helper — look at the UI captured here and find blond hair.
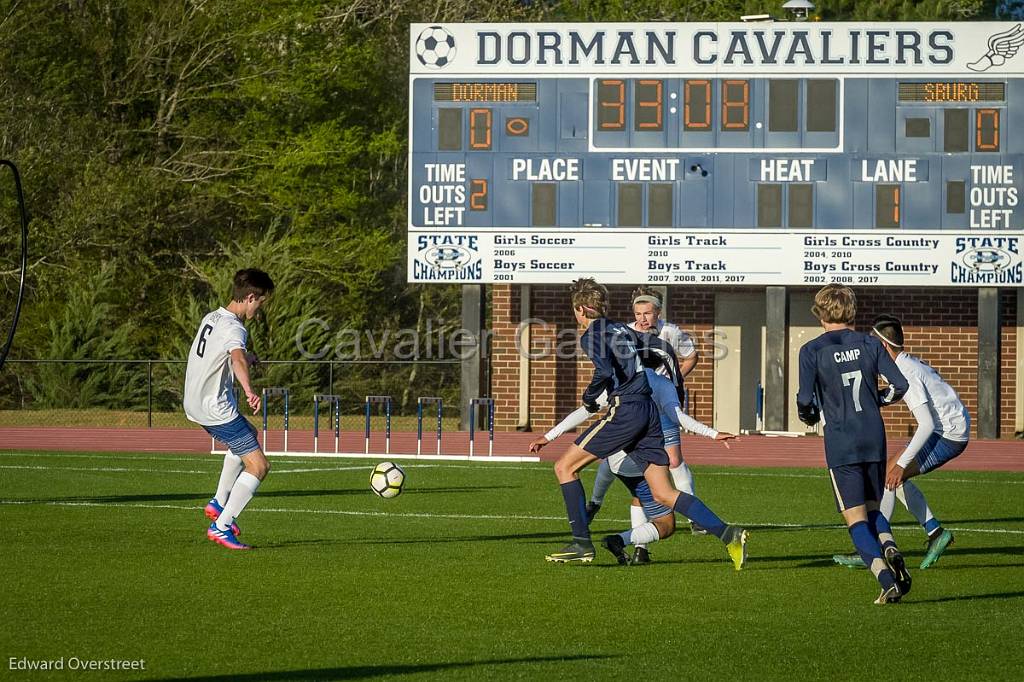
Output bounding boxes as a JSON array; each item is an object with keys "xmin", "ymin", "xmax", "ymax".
[
  {"xmin": 630, "ymin": 286, "xmax": 662, "ymax": 310},
  {"xmin": 811, "ymin": 284, "xmax": 857, "ymax": 325},
  {"xmin": 569, "ymin": 278, "xmax": 608, "ymax": 319}
]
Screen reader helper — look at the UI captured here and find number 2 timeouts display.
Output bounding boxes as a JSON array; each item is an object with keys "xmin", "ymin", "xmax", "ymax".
[{"xmin": 408, "ymin": 22, "xmax": 1024, "ymax": 286}]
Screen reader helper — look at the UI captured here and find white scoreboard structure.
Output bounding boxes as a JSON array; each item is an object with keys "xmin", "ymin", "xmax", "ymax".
[{"xmin": 407, "ymin": 22, "xmax": 1024, "ymax": 287}]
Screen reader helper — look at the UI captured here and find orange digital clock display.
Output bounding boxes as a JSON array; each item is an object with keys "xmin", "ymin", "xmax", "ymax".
[
  {"xmin": 898, "ymin": 82, "xmax": 1005, "ymax": 102},
  {"xmin": 433, "ymin": 82, "xmax": 538, "ymax": 102}
]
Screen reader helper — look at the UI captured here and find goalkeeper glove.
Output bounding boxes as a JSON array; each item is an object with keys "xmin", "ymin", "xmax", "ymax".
[{"xmin": 797, "ymin": 402, "xmax": 820, "ymax": 426}]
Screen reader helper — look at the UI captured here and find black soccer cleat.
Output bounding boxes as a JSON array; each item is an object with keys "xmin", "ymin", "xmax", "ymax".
[
  {"xmin": 883, "ymin": 546, "xmax": 912, "ymax": 598},
  {"xmin": 600, "ymin": 535, "xmax": 631, "ymax": 565},
  {"xmin": 632, "ymin": 546, "xmax": 652, "ymax": 565},
  {"xmin": 585, "ymin": 501, "xmax": 601, "ymax": 524},
  {"xmin": 545, "ymin": 539, "xmax": 596, "ymax": 563}
]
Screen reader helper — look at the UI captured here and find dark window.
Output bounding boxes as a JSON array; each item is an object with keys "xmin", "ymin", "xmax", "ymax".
[
  {"xmin": 806, "ymin": 80, "xmax": 837, "ymax": 133},
  {"xmin": 946, "ymin": 181, "xmax": 965, "ymax": 214},
  {"xmin": 618, "ymin": 184, "xmax": 643, "ymax": 226},
  {"xmin": 438, "ymin": 108, "xmax": 462, "ymax": 150},
  {"xmin": 532, "ymin": 184, "xmax": 556, "ymax": 226},
  {"xmin": 943, "ymin": 109, "xmax": 968, "ymax": 152},
  {"xmin": 648, "ymin": 184, "xmax": 673, "ymax": 227},
  {"xmin": 876, "ymin": 185, "xmax": 901, "ymax": 228},
  {"xmin": 905, "ymin": 118, "xmax": 931, "ymax": 137},
  {"xmin": 788, "ymin": 184, "xmax": 813, "ymax": 228},
  {"xmin": 757, "ymin": 184, "xmax": 782, "ymax": 228},
  {"xmin": 769, "ymin": 80, "xmax": 798, "ymax": 132}
]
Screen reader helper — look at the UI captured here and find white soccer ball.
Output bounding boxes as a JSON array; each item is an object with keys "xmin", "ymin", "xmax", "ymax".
[
  {"xmin": 415, "ymin": 26, "xmax": 456, "ymax": 68},
  {"xmin": 370, "ymin": 461, "xmax": 405, "ymax": 499}
]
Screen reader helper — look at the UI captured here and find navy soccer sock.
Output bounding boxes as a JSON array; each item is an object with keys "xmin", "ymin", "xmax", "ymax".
[
  {"xmin": 849, "ymin": 521, "xmax": 896, "ymax": 590},
  {"xmin": 560, "ymin": 479, "xmax": 591, "ymax": 542},
  {"xmin": 672, "ymin": 491, "xmax": 727, "ymax": 540},
  {"xmin": 869, "ymin": 510, "xmax": 897, "ymax": 554}
]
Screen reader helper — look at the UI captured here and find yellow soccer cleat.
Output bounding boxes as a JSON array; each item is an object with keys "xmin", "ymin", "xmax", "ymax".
[
  {"xmin": 544, "ymin": 540, "xmax": 596, "ymax": 563},
  {"xmin": 723, "ymin": 526, "xmax": 749, "ymax": 571}
]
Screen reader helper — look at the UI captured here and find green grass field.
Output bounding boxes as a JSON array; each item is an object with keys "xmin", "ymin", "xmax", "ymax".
[{"xmin": 1, "ymin": 451, "xmax": 1022, "ymax": 681}]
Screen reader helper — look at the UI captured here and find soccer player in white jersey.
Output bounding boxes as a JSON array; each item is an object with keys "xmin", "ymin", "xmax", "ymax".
[
  {"xmin": 833, "ymin": 314, "xmax": 969, "ymax": 570},
  {"xmin": 629, "ymin": 286, "xmax": 699, "ymax": 379},
  {"xmin": 621, "ymin": 287, "xmax": 706, "ymax": 540},
  {"xmin": 183, "ymin": 268, "xmax": 275, "ymax": 550},
  {"xmin": 531, "ymin": 366, "xmax": 733, "ymax": 564}
]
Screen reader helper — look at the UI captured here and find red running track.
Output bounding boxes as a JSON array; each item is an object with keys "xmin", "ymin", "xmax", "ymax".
[{"xmin": 0, "ymin": 427, "xmax": 1021, "ymax": 472}]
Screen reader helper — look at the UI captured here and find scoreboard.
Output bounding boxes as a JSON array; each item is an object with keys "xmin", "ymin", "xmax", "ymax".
[{"xmin": 407, "ymin": 22, "xmax": 1024, "ymax": 286}]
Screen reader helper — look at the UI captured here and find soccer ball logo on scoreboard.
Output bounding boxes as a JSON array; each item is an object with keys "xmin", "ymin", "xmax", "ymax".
[{"xmin": 415, "ymin": 26, "xmax": 456, "ymax": 69}]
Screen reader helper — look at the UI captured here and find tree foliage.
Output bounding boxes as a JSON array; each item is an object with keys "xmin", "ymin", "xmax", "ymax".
[{"xmin": 0, "ymin": 0, "xmax": 1007, "ymax": 412}]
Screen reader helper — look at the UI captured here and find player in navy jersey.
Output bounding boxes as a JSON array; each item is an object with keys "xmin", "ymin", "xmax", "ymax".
[
  {"xmin": 833, "ymin": 315, "xmax": 969, "ymax": 571},
  {"xmin": 532, "ymin": 365, "xmax": 734, "ymax": 565},
  {"xmin": 544, "ymin": 278, "xmax": 747, "ymax": 568},
  {"xmin": 797, "ymin": 284, "xmax": 911, "ymax": 604}
]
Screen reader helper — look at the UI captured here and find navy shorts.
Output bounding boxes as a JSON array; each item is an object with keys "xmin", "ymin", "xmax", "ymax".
[
  {"xmin": 575, "ymin": 396, "xmax": 669, "ymax": 469},
  {"xmin": 916, "ymin": 433, "xmax": 969, "ymax": 474},
  {"xmin": 616, "ymin": 474, "xmax": 673, "ymax": 520},
  {"xmin": 828, "ymin": 461, "xmax": 884, "ymax": 513},
  {"xmin": 203, "ymin": 415, "xmax": 261, "ymax": 457}
]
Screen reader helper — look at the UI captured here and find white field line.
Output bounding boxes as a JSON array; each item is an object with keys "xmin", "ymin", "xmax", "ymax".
[
  {"xmin": 0, "ymin": 463, "xmax": 438, "ymax": 476},
  {"xmin": 0, "ymin": 452, "xmax": 376, "ymax": 464},
  {"xmin": 1, "ymin": 456, "xmax": 1023, "ymax": 486},
  {"xmin": 0, "ymin": 499, "xmax": 1021, "ymax": 536},
  {"xmin": 0, "ymin": 464, "xmax": 213, "ymax": 475}
]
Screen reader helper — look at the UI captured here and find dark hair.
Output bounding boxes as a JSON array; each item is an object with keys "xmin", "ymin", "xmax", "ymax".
[
  {"xmin": 232, "ymin": 269, "xmax": 275, "ymax": 302},
  {"xmin": 568, "ymin": 277, "xmax": 608, "ymax": 318},
  {"xmin": 871, "ymin": 314, "xmax": 904, "ymax": 348}
]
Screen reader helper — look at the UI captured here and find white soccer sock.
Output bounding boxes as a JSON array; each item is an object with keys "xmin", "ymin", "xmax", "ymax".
[
  {"xmin": 897, "ymin": 481, "xmax": 936, "ymax": 531},
  {"xmin": 880, "ymin": 487, "xmax": 897, "ymax": 521},
  {"xmin": 630, "ymin": 504, "xmax": 649, "ymax": 549},
  {"xmin": 214, "ymin": 454, "xmax": 243, "ymax": 506},
  {"xmin": 669, "ymin": 462, "xmax": 695, "ymax": 496},
  {"xmin": 216, "ymin": 472, "xmax": 261, "ymax": 530},
  {"xmin": 623, "ymin": 522, "xmax": 661, "ymax": 547},
  {"xmin": 590, "ymin": 459, "xmax": 616, "ymax": 507}
]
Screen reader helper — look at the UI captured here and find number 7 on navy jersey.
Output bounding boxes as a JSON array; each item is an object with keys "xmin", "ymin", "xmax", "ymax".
[
  {"xmin": 841, "ymin": 370, "xmax": 863, "ymax": 412},
  {"xmin": 196, "ymin": 324, "xmax": 214, "ymax": 358}
]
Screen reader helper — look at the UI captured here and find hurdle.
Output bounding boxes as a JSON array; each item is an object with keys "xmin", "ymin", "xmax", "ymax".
[
  {"xmin": 313, "ymin": 393, "xmax": 342, "ymax": 454},
  {"xmin": 417, "ymin": 396, "xmax": 443, "ymax": 456},
  {"xmin": 364, "ymin": 395, "xmax": 392, "ymax": 455},
  {"xmin": 209, "ymin": 388, "xmax": 539, "ymax": 463},
  {"xmin": 468, "ymin": 397, "xmax": 495, "ymax": 457},
  {"xmin": 262, "ymin": 387, "xmax": 290, "ymax": 452}
]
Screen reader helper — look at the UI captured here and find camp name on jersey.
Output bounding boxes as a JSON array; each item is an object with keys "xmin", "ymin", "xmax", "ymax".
[{"xmin": 834, "ymin": 348, "xmax": 862, "ymax": 363}]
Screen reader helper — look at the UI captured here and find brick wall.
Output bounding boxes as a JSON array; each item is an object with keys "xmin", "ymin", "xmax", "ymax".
[{"xmin": 490, "ymin": 285, "xmax": 1020, "ymax": 439}]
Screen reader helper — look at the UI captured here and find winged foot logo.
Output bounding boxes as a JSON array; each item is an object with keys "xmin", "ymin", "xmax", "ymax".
[{"xmin": 967, "ymin": 24, "xmax": 1024, "ymax": 71}]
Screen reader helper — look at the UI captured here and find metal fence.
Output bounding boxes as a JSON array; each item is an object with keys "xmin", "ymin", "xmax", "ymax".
[{"xmin": 0, "ymin": 359, "xmax": 462, "ymax": 429}]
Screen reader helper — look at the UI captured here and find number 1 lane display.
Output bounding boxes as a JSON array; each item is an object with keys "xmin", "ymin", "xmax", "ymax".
[{"xmin": 408, "ymin": 22, "xmax": 1024, "ymax": 286}]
